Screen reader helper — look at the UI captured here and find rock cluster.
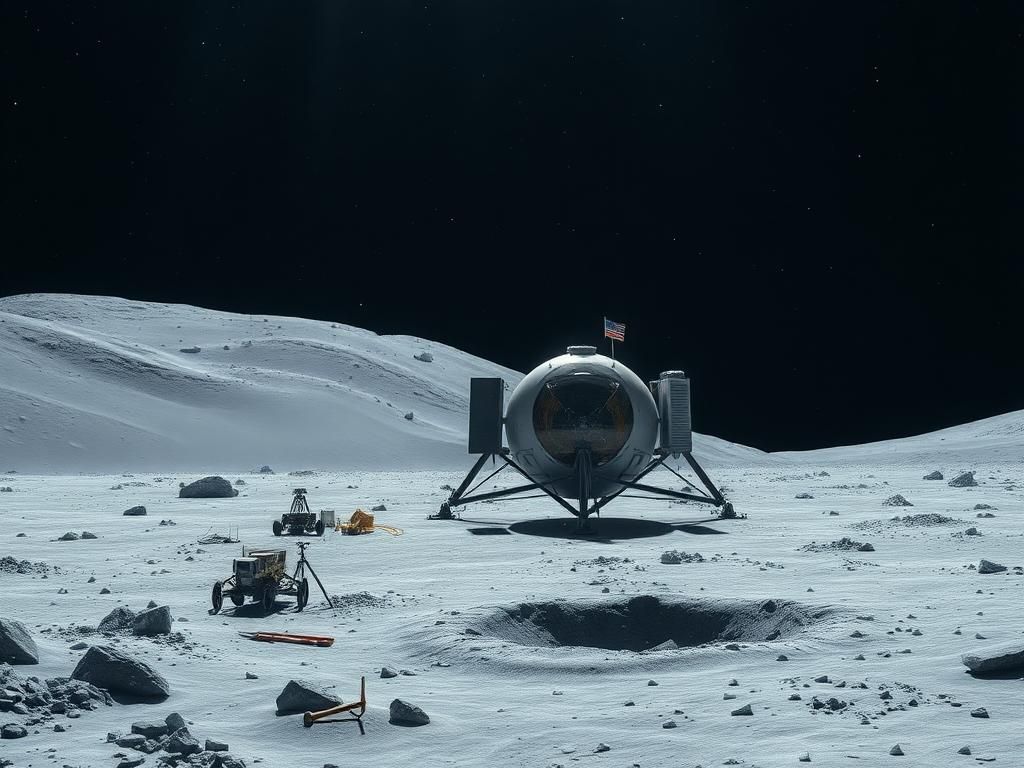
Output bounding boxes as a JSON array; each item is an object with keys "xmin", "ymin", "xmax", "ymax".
[
  {"xmin": 659, "ymin": 550, "xmax": 705, "ymax": 564},
  {"xmin": 105, "ymin": 713, "xmax": 244, "ymax": 767},
  {"xmin": 0, "ymin": 662, "xmax": 113, "ymax": 728}
]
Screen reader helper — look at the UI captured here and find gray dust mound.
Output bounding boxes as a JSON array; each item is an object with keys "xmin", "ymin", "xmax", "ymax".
[
  {"xmin": 800, "ymin": 537, "xmax": 872, "ymax": 553},
  {"xmin": 178, "ymin": 476, "xmax": 238, "ymax": 499},
  {"xmin": 472, "ymin": 596, "xmax": 824, "ymax": 652},
  {"xmin": 852, "ymin": 513, "xmax": 964, "ymax": 531},
  {"xmin": 882, "ymin": 494, "xmax": 913, "ymax": 507},
  {"xmin": 0, "ymin": 556, "xmax": 52, "ymax": 575}
]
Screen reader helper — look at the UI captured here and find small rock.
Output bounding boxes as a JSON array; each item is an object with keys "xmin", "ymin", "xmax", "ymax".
[
  {"xmin": 923, "ymin": 470, "xmax": 943, "ymax": 480},
  {"xmin": 166, "ymin": 726, "xmax": 201, "ymax": 755},
  {"xmin": 795, "ymin": 493, "xmax": 814, "ymax": 499},
  {"xmin": 957, "ymin": 746, "xmax": 972, "ymax": 755},
  {"xmin": 131, "ymin": 720, "xmax": 168, "ymax": 739},
  {"xmin": 948, "ymin": 471, "xmax": 978, "ymax": 487},
  {"xmin": 389, "ymin": 698, "xmax": 430, "ymax": 725},
  {"xmin": 965, "ymin": 527, "xmax": 981, "ymax": 536},
  {"xmin": 205, "ymin": 738, "xmax": 229, "ymax": 751},
  {"xmin": 662, "ymin": 719, "xmax": 677, "ymax": 728},
  {"xmin": 380, "ymin": 667, "xmax": 398, "ymax": 679},
  {"xmin": 970, "ymin": 707, "xmax": 989, "ymax": 718},
  {"xmin": 404, "ymin": 412, "xmax": 414, "ymax": 421},
  {"xmin": 165, "ymin": 712, "xmax": 186, "ymax": 732},
  {"xmin": 776, "ymin": 654, "xmax": 789, "ymax": 661},
  {"xmin": 857, "ymin": 542, "xmax": 875, "ymax": 552},
  {"xmin": 594, "ymin": 743, "xmax": 610, "ymax": 753},
  {"xmin": 123, "ymin": 506, "xmax": 147, "ymax": 516},
  {"xmin": 81, "ymin": 531, "xmax": 98, "ymax": 539},
  {"xmin": 730, "ymin": 704, "xmax": 753, "ymax": 716},
  {"xmin": 276, "ymin": 680, "xmax": 341, "ymax": 715},
  {"xmin": 889, "ymin": 744, "xmax": 904, "ymax": 756},
  {"xmin": 1, "ymin": 723, "xmax": 27, "ymax": 739},
  {"xmin": 132, "ymin": 606, "xmax": 172, "ymax": 637},
  {"xmin": 58, "ymin": 531, "xmax": 80, "ymax": 541},
  {"xmin": 978, "ymin": 559, "xmax": 1007, "ymax": 574},
  {"xmin": 245, "ymin": 672, "xmax": 258, "ymax": 680}
]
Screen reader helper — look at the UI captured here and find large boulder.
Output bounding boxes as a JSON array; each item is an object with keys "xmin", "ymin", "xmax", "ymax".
[
  {"xmin": 275, "ymin": 679, "xmax": 341, "ymax": 715},
  {"xmin": 963, "ymin": 642, "xmax": 1024, "ymax": 675},
  {"xmin": 0, "ymin": 617, "xmax": 39, "ymax": 664},
  {"xmin": 389, "ymin": 698, "xmax": 430, "ymax": 725},
  {"xmin": 132, "ymin": 606, "xmax": 172, "ymax": 636},
  {"xmin": 71, "ymin": 645, "xmax": 169, "ymax": 700},
  {"xmin": 98, "ymin": 606, "xmax": 136, "ymax": 632},
  {"xmin": 179, "ymin": 476, "xmax": 238, "ymax": 499}
]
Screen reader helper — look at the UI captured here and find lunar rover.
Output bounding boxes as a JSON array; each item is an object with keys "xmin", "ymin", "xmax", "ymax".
[
  {"xmin": 272, "ymin": 488, "xmax": 331, "ymax": 536},
  {"xmin": 211, "ymin": 541, "xmax": 330, "ymax": 615}
]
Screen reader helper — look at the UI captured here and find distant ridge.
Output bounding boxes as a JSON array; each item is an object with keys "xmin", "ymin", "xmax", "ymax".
[{"xmin": 0, "ymin": 294, "xmax": 768, "ymax": 472}]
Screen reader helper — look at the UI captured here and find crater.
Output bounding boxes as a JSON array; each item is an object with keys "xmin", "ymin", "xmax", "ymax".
[{"xmin": 474, "ymin": 595, "xmax": 825, "ymax": 652}]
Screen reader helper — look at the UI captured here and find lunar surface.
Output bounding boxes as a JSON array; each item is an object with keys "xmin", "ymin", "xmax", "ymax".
[{"xmin": 1, "ymin": 296, "xmax": 1021, "ymax": 767}]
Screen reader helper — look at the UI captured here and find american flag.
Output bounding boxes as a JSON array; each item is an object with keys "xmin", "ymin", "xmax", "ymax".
[{"xmin": 604, "ymin": 317, "xmax": 625, "ymax": 342}]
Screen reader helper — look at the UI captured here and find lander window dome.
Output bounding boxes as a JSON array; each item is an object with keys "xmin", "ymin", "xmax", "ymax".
[{"xmin": 532, "ymin": 372, "xmax": 634, "ymax": 466}]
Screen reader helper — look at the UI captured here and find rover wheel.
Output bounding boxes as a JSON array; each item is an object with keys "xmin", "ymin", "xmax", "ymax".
[
  {"xmin": 211, "ymin": 581, "xmax": 223, "ymax": 614},
  {"xmin": 272, "ymin": 520, "xmax": 283, "ymax": 536},
  {"xmin": 314, "ymin": 519, "xmax": 325, "ymax": 537},
  {"xmin": 296, "ymin": 578, "xmax": 309, "ymax": 611},
  {"xmin": 261, "ymin": 586, "xmax": 277, "ymax": 615},
  {"xmin": 229, "ymin": 592, "xmax": 245, "ymax": 607}
]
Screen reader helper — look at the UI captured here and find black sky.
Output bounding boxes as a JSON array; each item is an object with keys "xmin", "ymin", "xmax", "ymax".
[{"xmin": 2, "ymin": 2, "xmax": 1023, "ymax": 452}]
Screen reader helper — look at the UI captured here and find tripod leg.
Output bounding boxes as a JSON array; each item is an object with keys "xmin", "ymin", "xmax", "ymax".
[{"xmin": 303, "ymin": 560, "xmax": 333, "ymax": 607}]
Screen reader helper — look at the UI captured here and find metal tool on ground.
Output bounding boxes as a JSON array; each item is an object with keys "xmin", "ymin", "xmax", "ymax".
[
  {"xmin": 335, "ymin": 508, "xmax": 403, "ymax": 536},
  {"xmin": 303, "ymin": 677, "xmax": 367, "ymax": 728},
  {"xmin": 197, "ymin": 526, "xmax": 240, "ymax": 545},
  {"xmin": 273, "ymin": 488, "xmax": 333, "ymax": 536},
  {"xmin": 211, "ymin": 541, "xmax": 331, "ymax": 615},
  {"xmin": 238, "ymin": 631, "xmax": 334, "ymax": 647}
]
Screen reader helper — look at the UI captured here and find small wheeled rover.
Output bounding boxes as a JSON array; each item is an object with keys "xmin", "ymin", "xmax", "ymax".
[
  {"xmin": 273, "ymin": 488, "xmax": 332, "ymax": 536},
  {"xmin": 211, "ymin": 541, "xmax": 330, "ymax": 615}
]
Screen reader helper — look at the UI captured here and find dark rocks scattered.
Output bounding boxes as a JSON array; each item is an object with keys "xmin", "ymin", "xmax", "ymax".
[
  {"xmin": 882, "ymin": 494, "xmax": 913, "ymax": 507},
  {"xmin": 132, "ymin": 606, "xmax": 172, "ymax": 636},
  {"xmin": 123, "ymin": 506, "xmax": 147, "ymax": 516},
  {"xmin": 71, "ymin": 645, "xmax": 170, "ymax": 700},
  {"xmin": 275, "ymin": 679, "xmax": 341, "ymax": 715},
  {"xmin": 977, "ymin": 559, "xmax": 1007, "ymax": 574},
  {"xmin": 948, "ymin": 471, "xmax": 978, "ymax": 488},
  {"xmin": 0, "ymin": 617, "xmax": 39, "ymax": 664},
  {"xmin": 179, "ymin": 476, "xmax": 238, "ymax": 499},
  {"xmin": 659, "ymin": 550, "xmax": 705, "ymax": 564},
  {"xmin": 389, "ymin": 698, "xmax": 430, "ymax": 725},
  {"xmin": 962, "ymin": 642, "xmax": 1024, "ymax": 674},
  {"xmin": 923, "ymin": 470, "xmax": 943, "ymax": 480}
]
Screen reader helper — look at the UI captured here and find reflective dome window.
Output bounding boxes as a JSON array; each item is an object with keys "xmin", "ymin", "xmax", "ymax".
[{"xmin": 532, "ymin": 373, "xmax": 634, "ymax": 466}]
